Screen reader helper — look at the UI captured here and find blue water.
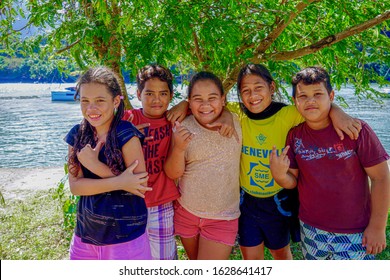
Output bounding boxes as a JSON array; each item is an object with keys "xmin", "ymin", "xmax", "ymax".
[{"xmin": 0, "ymin": 83, "xmax": 389, "ymax": 168}]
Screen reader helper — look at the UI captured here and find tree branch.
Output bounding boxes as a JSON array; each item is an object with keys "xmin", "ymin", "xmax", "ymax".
[
  {"xmin": 56, "ymin": 38, "xmax": 82, "ymax": 54},
  {"xmin": 253, "ymin": 0, "xmax": 321, "ymax": 57},
  {"xmin": 5, "ymin": 21, "xmax": 35, "ymax": 37},
  {"xmin": 265, "ymin": 10, "xmax": 390, "ymax": 61},
  {"xmin": 224, "ymin": 0, "xmax": 320, "ymax": 91},
  {"xmin": 192, "ymin": 30, "xmax": 204, "ymax": 63}
]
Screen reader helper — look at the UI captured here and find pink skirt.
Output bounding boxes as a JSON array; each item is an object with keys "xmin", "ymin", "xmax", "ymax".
[{"xmin": 69, "ymin": 232, "xmax": 152, "ymax": 260}]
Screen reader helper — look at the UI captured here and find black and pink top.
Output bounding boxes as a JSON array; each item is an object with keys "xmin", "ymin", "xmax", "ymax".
[{"xmin": 65, "ymin": 121, "xmax": 147, "ymax": 245}]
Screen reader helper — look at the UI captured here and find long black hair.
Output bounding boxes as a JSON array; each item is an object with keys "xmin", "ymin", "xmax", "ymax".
[{"xmin": 69, "ymin": 66, "xmax": 125, "ymax": 177}]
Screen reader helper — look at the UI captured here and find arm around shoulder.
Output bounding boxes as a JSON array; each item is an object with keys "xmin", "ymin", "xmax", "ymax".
[
  {"xmin": 329, "ymin": 103, "xmax": 362, "ymax": 141},
  {"xmin": 166, "ymin": 100, "xmax": 190, "ymax": 124}
]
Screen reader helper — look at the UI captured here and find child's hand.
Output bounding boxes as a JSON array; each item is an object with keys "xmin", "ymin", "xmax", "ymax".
[
  {"xmin": 206, "ymin": 122, "xmax": 239, "ymax": 142},
  {"xmin": 136, "ymin": 123, "xmax": 153, "ymax": 142},
  {"xmin": 335, "ymin": 117, "xmax": 361, "ymax": 140},
  {"xmin": 206, "ymin": 109, "xmax": 239, "ymax": 142},
  {"xmin": 126, "ymin": 112, "xmax": 134, "ymax": 123},
  {"xmin": 77, "ymin": 141, "xmax": 104, "ymax": 169},
  {"xmin": 331, "ymin": 108, "xmax": 362, "ymax": 140},
  {"xmin": 118, "ymin": 160, "xmax": 151, "ymax": 198},
  {"xmin": 172, "ymin": 121, "xmax": 194, "ymax": 151},
  {"xmin": 124, "ymin": 113, "xmax": 153, "ymax": 142},
  {"xmin": 167, "ymin": 100, "xmax": 189, "ymax": 124},
  {"xmin": 270, "ymin": 146, "xmax": 290, "ymax": 180},
  {"xmin": 362, "ymin": 224, "xmax": 387, "ymax": 255}
]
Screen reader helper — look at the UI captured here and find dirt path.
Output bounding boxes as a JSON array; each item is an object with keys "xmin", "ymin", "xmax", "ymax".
[{"xmin": 0, "ymin": 167, "xmax": 67, "ymax": 200}]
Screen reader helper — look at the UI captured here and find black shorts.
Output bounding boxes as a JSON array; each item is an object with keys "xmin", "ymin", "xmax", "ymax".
[{"xmin": 238, "ymin": 191, "xmax": 292, "ymax": 250}]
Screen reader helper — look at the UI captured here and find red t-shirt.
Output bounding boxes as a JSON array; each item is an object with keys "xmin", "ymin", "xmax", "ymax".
[
  {"xmin": 287, "ymin": 121, "xmax": 389, "ymax": 234},
  {"xmin": 123, "ymin": 109, "xmax": 180, "ymax": 207}
]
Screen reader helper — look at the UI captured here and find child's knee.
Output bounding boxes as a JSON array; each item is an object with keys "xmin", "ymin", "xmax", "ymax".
[{"xmin": 269, "ymin": 245, "xmax": 292, "ymax": 260}]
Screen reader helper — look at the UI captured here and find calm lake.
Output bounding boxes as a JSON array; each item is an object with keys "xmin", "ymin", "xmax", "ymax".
[{"xmin": 0, "ymin": 83, "xmax": 389, "ymax": 168}]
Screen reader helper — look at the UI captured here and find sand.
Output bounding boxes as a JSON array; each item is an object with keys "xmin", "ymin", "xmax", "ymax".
[{"xmin": 0, "ymin": 167, "xmax": 67, "ymax": 200}]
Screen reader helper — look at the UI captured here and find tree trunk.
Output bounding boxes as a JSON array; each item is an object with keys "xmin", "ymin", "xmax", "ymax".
[{"xmin": 113, "ymin": 66, "xmax": 133, "ymax": 110}]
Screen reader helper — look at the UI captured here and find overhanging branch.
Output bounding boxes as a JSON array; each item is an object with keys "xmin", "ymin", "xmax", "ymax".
[
  {"xmin": 56, "ymin": 38, "xmax": 82, "ymax": 54},
  {"xmin": 266, "ymin": 10, "xmax": 390, "ymax": 61},
  {"xmin": 253, "ymin": 0, "xmax": 321, "ymax": 55},
  {"xmin": 192, "ymin": 30, "xmax": 204, "ymax": 63}
]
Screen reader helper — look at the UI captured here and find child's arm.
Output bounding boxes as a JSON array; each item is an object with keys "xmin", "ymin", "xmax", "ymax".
[
  {"xmin": 362, "ymin": 161, "xmax": 390, "ymax": 255},
  {"xmin": 125, "ymin": 112, "xmax": 153, "ymax": 141},
  {"xmin": 121, "ymin": 136, "xmax": 151, "ymax": 197},
  {"xmin": 329, "ymin": 103, "xmax": 362, "ymax": 140},
  {"xmin": 68, "ymin": 143, "xmax": 151, "ymax": 198},
  {"xmin": 166, "ymin": 100, "xmax": 190, "ymax": 124},
  {"xmin": 269, "ymin": 146, "xmax": 298, "ymax": 189},
  {"xmin": 77, "ymin": 140, "xmax": 149, "ymax": 180},
  {"xmin": 206, "ymin": 108, "xmax": 240, "ymax": 142},
  {"xmin": 77, "ymin": 141, "xmax": 116, "ymax": 178},
  {"xmin": 167, "ymin": 100, "xmax": 238, "ymax": 140},
  {"xmin": 164, "ymin": 121, "xmax": 194, "ymax": 180}
]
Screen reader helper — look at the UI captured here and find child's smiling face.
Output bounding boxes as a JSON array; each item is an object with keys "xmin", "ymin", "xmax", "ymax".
[
  {"xmin": 79, "ymin": 82, "xmax": 119, "ymax": 133},
  {"xmin": 240, "ymin": 74, "xmax": 275, "ymax": 114},
  {"xmin": 137, "ymin": 77, "xmax": 172, "ymax": 119},
  {"xmin": 189, "ymin": 79, "xmax": 225, "ymax": 129}
]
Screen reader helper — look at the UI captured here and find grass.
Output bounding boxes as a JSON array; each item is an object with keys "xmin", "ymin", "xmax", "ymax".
[
  {"xmin": 0, "ymin": 187, "xmax": 389, "ymax": 260},
  {"xmin": 0, "ymin": 189, "xmax": 69, "ymax": 260}
]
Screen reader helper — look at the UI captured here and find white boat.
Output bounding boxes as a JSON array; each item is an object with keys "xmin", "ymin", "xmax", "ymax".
[
  {"xmin": 380, "ymin": 88, "xmax": 390, "ymax": 98},
  {"xmin": 51, "ymin": 87, "xmax": 76, "ymax": 101}
]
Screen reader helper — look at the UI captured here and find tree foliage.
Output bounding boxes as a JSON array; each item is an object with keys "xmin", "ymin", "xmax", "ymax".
[{"xmin": 1, "ymin": 0, "xmax": 389, "ymax": 107}]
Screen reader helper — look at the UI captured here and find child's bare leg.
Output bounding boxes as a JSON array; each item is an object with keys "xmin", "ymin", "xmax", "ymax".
[
  {"xmin": 197, "ymin": 236, "xmax": 232, "ymax": 260},
  {"xmin": 269, "ymin": 244, "xmax": 292, "ymax": 260},
  {"xmin": 180, "ymin": 236, "xmax": 199, "ymax": 260},
  {"xmin": 240, "ymin": 243, "xmax": 265, "ymax": 260}
]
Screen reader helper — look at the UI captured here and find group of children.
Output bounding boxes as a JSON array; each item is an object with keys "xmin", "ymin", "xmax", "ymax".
[{"xmin": 65, "ymin": 63, "xmax": 389, "ymax": 260}]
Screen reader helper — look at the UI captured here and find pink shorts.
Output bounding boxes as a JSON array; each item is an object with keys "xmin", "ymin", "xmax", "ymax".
[
  {"xmin": 174, "ymin": 202, "xmax": 238, "ymax": 246},
  {"xmin": 69, "ymin": 232, "xmax": 152, "ymax": 260}
]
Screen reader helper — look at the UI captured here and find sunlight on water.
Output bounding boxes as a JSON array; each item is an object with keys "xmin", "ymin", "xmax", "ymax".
[
  {"xmin": 0, "ymin": 83, "xmax": 141, "ymax": 168},
  {"xmin": 0, "ymin": 83, "xmax": 389, "ymax": 168}
]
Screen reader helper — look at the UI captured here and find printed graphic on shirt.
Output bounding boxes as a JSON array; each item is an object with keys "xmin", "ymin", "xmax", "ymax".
[
  {"xmin": 143, "ymin": 123, "xmax": 171, "ymax": 174},
  {"xmin": 293, "ymin": 138, "xmax": 354, "ymax": 161},
  {"xmin": 246, "ymin": 160, "xmax": 274, "ymax": 190},
  {"xmin": 242, "ymin": 145, "xmax": 280, "ymax": 191},
  {"xmin": 256, "ymin": 133, "xmax": 267, "ymax": 146}
]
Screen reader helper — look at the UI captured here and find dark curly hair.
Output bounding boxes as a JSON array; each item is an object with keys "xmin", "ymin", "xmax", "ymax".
[
  {"xmin": 291, "ymin": 66, "xmax": 333, "ymax": 98},
  {"xmin": 69, "ymin": 66, "xmax": 125, "ymax": 177},
  {"xmin": 136, "ymin": 64, "xmax": 173, "ymax": 95}
]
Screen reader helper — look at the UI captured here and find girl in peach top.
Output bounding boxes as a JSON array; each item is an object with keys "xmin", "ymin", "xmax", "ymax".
[{"xmin": 164, "ymin": 71, "xmax": 242, "ymax": 260}]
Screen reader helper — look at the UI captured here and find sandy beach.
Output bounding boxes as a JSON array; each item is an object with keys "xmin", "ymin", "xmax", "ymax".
[{"xmin": 0, "ymin": 167, "xmax": 67, "ymax": 200}]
